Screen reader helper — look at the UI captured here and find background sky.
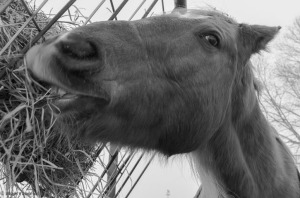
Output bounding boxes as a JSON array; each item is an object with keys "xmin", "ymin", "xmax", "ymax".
[{"xmin": 33, "ymin": 0, "xmax": 300, "ymax": 198}]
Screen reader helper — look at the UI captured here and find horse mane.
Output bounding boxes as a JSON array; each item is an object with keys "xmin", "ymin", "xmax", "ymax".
[{"xmin": 164, "ymin": 7, "xmax": 237, "ymax": 24}]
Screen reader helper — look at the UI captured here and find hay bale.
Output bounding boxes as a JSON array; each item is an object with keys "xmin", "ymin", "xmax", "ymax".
[{"xmin": 0, "ymin": 1, "xmax": 102, "ymax": 197}]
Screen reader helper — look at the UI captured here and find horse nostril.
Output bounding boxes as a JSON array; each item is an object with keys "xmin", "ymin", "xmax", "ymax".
[{"xmin": 59, "ymin": 34, "xmax": 97, "ymax": 60}]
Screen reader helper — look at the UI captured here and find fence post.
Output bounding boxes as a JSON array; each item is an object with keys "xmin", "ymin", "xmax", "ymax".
[
  {"xmin": 107, "ymin": 145, "xmax": 118, "ymax": 197},
  {"xmin": 174, "ymin": 0, "xmax": 186, "ymax": 8}
]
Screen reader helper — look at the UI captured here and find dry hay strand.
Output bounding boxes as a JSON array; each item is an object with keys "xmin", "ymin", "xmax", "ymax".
[{"xmin": 0, "ymin": 1, "xmax": 102, "ymax": 197}]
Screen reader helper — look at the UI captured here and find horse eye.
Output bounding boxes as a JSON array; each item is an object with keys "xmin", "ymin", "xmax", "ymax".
[{"xmin": 202, "ymin": 34, "xmax": 219, "ymax": 47}]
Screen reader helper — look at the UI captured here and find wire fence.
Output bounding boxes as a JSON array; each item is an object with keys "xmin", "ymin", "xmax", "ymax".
[{"xmin": 0, "ymin": 0, "xmax": 171, "ymax": 197}]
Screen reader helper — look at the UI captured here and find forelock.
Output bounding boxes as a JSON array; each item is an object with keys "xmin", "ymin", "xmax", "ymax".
[{"xmin": 169, "ymin": 8, "xmax": 237, "ymax": 25}]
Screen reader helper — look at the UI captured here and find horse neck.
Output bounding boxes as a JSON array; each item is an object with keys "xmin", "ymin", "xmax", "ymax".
[{"xmin": 192, "ymin": 100, "xmax": 282, "ymax": 198}]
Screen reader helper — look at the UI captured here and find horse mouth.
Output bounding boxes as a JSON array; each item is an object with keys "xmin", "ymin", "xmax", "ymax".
[
  {"xmin": 48, "ymin": 86, "xmax": 109, "ymax": 114},
  {"xmin": 48, "ymin": 87, "xmax": 78, "ymax": 110}
]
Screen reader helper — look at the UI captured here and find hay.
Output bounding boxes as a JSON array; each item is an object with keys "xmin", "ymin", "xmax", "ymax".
[{"xmin": 0, "ymin": 1, "xmax": 103, "ymax": 197}]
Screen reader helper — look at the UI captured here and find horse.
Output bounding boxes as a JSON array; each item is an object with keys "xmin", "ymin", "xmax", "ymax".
[{"xmin": 25, "ymin": 8, "xmax": 300, "ymax": 198}]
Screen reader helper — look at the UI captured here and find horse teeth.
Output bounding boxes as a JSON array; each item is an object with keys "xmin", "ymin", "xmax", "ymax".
[
  {"xmin": 51, "ymin": 87, "xmax": 68, "ymax": 96},
  {"xmin": 61, "ymin": 93, "xmax": 77, "ymax": 99},
  {"xmin": 57, "ymin": 88, "xmax": 67, "ymax": 96}
]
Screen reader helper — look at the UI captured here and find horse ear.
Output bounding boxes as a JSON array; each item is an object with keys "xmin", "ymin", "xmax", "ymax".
[{"xmin": 238, "ymin": 24, "xmax": 281, "ymax": 54}]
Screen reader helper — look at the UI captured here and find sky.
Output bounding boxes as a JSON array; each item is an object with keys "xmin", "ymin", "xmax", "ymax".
[{"xmin": 30, "ymin": 0, "xmax": 300, "ymax": 198}]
